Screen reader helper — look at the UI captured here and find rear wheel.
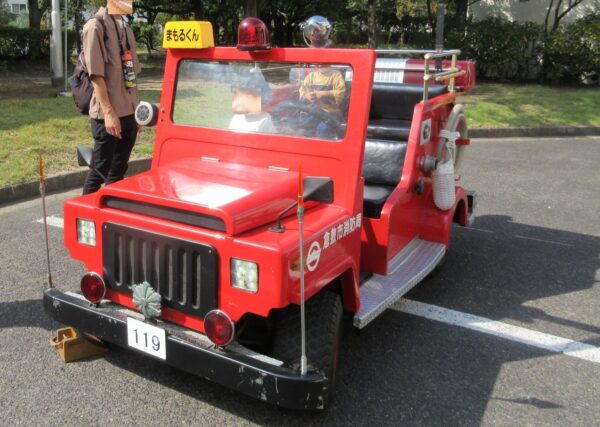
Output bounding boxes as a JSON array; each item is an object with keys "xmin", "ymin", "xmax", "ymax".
[{"xmin": 272, "ymin": 290, "xmax": 343, "ymax": 407}]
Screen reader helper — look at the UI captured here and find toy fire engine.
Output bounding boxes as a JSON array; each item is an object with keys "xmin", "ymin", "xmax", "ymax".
[{"xmin": 43, "ymin": 16, "xmax": 477, "ymax": 410}]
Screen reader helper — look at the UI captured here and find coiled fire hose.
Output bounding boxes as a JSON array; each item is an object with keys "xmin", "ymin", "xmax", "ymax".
[{"xmin": 433, "ymin": 104, "xmax": 468, "ymax": 210}]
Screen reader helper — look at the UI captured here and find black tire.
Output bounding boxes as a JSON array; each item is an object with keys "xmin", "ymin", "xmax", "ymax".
[{"xmin": 272, "ymin": 290, "xmax": 343, "ymax": 407}]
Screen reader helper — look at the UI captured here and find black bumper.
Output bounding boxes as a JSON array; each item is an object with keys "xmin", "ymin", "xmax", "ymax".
[{"xmin": 43, "ymin": 287, "xmax": 327, "ymax": 410}]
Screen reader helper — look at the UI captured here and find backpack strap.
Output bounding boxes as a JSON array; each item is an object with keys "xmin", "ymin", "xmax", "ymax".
[{"xmin": 94, "ymin": 14, "xmax": 108, "ymax": 44}]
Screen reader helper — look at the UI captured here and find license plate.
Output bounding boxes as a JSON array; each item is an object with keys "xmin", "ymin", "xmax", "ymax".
[{"xmin": 126, "ymin": 317, "xmax": 166, "ymax": 360}]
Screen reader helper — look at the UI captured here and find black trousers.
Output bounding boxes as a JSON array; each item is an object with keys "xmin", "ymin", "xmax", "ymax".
[{"xmin": 82, "ymin": 114, "xmax": 138, "ymax": 195}]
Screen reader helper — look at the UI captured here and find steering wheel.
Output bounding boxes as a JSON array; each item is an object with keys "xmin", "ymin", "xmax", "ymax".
[{"xmin": 271, "ymin": 100, "xmax": 344, "ymax": 139}]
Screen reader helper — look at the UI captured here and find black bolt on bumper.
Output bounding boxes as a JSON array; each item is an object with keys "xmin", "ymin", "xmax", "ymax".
[{"xmin": 43, "ymin": 286, "xmax": 327, "ymax": 410}]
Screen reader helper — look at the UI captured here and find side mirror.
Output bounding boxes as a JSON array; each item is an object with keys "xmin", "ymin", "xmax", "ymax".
[
  {"xmin": 269, "ymin": 177, "xmax": 334, "ymax": 233},
  {"xmin": 77, "ymin": 145, "xmax": 93, "ymax": 168},
  {"xmin": 304, "ymin": 176, "xmax": 333, "ymax": 204}
]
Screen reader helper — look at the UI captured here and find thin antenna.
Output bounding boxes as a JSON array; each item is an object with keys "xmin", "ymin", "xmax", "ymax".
[
  {"xmin": 297, "ymin": 164, "xmax": 307, "ymax": 375},
  {"xmin": 38, "ymin": 153, "xmax": 53, "ymax": 288}
]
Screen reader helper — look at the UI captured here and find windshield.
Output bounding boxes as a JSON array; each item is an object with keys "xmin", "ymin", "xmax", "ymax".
[{"xmin": 173, "ymin": 59, "xmax": 352, "ymax": 141}]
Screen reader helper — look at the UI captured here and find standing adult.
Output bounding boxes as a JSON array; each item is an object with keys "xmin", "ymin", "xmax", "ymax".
[{"xmin": 81, "ymin": 0, "xmax": 141, "ymax": 194}]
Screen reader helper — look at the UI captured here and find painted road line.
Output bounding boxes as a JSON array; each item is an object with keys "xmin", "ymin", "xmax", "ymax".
[
  {"xmin": 395, "ymin": 299, "xmax": 600, "ymax": 364},
  {"xmin": 513, "ymin": 234, "xmax": 574, "ymax": 247},
  {"xmin": 36, "ymin": 216, "xmax": 64, "ymax": 229}
]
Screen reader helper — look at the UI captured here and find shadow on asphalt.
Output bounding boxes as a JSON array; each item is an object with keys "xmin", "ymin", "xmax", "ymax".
[
  {"xmin": 7, "ymin": 214, "xmax": 597, "ymax": 424},
  {"xmin": 0, "ymin": 298, "xmax": 56, "ymax": 331}
]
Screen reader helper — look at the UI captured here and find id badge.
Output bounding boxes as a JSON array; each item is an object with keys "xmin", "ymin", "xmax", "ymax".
[{"xmin": 121, "ymin": 50, "xmax": 136, "ymax": 89}]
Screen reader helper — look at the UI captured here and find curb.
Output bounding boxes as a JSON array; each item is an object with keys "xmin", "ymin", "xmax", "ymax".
[
  {"xmin": 1, "ymin": 126, "xmax": 599, "ymax": 207},
  {"xmin": 469, "ymin": 126, "xmax": 600, "ymax": 138},
  {"xmin": 0, "ymin": 158, "xmax": 151, "ymax": 207}
]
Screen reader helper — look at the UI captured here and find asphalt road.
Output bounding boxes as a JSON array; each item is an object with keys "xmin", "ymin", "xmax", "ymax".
[{"xmin": 1, "ymin": 136, "xmax": 599, "ymax": 426}]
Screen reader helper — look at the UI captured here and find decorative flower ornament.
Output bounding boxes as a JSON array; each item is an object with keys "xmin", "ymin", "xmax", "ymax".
[{"xmin": 132, "ymin": 281, "xmax": 162, "ymax": 320}]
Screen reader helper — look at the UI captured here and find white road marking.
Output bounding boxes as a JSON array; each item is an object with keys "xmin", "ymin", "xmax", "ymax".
[
  {"xmin": 514, "ymin": 234, "xmax": 574, "ymax": 247},
  {"xmin": 464, "ymin": 227, "xmax": 493, "ymax": 233},
  {"xmin": 36, "ymin": 216, "xmax": 64, "ymax": 229},
  {"xmin": 394, "ymin": 299, "xmax": 600, "ymax": 364}
]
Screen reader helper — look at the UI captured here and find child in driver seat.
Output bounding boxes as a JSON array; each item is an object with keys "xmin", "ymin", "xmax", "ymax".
[{"xmin": 228, "ymin": 68, "xmax": 275, "ymax": 134}]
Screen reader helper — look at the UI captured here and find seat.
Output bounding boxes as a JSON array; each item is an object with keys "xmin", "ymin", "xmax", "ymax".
[
  {"xmin": 362, "ymin": 139, "xmax": 407, "ymax": 218},
  {"xmin": 366, "ymin": 83, "xmax": 448, "ymax": 141},
  {"xmin": 362, "ymin": 83, "xmax": 447, "ymax": 218}
]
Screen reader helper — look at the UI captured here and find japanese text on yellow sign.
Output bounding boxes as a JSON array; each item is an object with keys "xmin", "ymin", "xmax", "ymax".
[{"xmin": 162, "ymin": 21, "xmax": 214, "ymax": 49}]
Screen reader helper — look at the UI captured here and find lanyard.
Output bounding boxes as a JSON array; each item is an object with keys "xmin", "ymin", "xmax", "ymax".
[{"xmin": 109, "ymin": 15, "xmax": 130, "ymax": 55}]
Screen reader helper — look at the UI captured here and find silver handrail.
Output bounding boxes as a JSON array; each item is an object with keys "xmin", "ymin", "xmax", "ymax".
[{"xmin": 375, "ymin": 49, "xmax": 464, "ymax": 102}]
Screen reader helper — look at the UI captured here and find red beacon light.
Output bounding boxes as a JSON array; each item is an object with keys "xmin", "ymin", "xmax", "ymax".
[{"xmin": 237, "ymin": 17, "xmax": 271, "ymax": 51}]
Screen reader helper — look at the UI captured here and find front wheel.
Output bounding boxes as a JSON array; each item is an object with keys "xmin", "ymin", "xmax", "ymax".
[{"xmin": 272, "ymin": 290, "xmax": 343, "ymax": 408}]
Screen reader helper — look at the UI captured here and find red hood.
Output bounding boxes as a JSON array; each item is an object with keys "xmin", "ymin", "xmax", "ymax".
[{"xmin": 98, "ymin": 158, "xmax": 298, "ymax": 235}]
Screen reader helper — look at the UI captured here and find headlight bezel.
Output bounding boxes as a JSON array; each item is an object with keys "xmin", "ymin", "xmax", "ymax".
[{"xmin": 230, "ymin": 258, "xmax": 259, "ymax": 293}]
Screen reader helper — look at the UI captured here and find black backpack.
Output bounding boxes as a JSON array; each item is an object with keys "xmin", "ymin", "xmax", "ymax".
[{"xmin": 70, "ymin": 15, "xmax": 107, "ymax": 115}]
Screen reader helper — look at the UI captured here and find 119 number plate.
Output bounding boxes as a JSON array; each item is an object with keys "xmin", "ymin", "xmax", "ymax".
[{"xmin": 127, "ymin": 317, "xmax": 166, "ymax": 360}]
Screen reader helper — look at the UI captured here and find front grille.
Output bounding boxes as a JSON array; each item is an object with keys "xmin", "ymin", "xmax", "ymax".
[{"xmin": 102, "ymin": 222, "xmax": 218, "ymax": 318}]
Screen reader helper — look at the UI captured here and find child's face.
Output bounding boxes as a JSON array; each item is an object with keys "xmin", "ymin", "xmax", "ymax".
[{"xmin": 231, "ymin": 88, "xmax": 262, "ymax": 115}]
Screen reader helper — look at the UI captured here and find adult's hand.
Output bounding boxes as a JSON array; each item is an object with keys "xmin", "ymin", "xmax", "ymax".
[
  {"xmin": 90, "ymin": 75, "xmax": 121, "ymax": 139},
  {"xmin": 104, "ymin": 109, "xmax": 122, "ymax": 139}
]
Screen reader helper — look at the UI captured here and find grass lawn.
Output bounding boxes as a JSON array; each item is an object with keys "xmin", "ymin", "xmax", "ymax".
[
  {"xmin": 459, "ymin": 83, "xmax": 600, "ymax": 128},
  {"xmin": 0, "ymin": 61, "xmax": 161, "ymax": 188},
  {"xmin": 1, "ymin": 57, "xmax": 599, "ymax": 188}
]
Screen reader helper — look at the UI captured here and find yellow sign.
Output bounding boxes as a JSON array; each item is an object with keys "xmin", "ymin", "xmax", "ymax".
[{"xmin": 162, "ymin": 21, "xmax": 214, "ymax": 49}]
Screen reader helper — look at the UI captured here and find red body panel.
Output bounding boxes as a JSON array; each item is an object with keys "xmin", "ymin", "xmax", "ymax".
[{"xmin": 360, "ymin": 92, "xmax": 467, "ymax": 274}]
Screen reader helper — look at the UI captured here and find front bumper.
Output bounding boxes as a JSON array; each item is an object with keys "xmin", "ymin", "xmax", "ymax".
[{"xmin": 43, "ymin": 287, "xmax": 327, "ymax": 410}]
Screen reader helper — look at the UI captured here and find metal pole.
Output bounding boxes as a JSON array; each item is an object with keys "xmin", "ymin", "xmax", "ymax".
[
  {"xmin": 64, "ymin": 0, "xmax": 68, "ymax": 92},
  {"xmin": 435, "ymin": 4, "xmax": 445, "ymax": 72},
  {"xmin": 50, "ymin": 0, "xmax": 64, "ymax": 85}
]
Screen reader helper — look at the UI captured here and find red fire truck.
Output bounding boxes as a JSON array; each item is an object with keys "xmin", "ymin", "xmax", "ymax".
[{"xmin": 44, "ymin": 18, "xmax": 476, "ymax": 409}]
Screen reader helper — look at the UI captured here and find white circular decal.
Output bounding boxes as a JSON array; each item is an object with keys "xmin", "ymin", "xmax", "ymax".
[{"xmin": 306, "ymin": 241, "xmax": 322, "ymax": 272}]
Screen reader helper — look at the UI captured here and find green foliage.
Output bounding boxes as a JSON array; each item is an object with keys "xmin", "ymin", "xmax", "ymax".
[
  {"xmin": 0, "ymin": 27, "xmax": 77, "ymax": 62},
  {"xmin": 0, "ymin": 27, "xmax": 51, "ymax": 60},
  {"xmin": 0, "ymin": 3, "xmax": 11, "ymax": 26},
  {"xmin": 544, "ymin": 13, "xmax": 600, "ymax": 85},
  {"xmin": 130, "ymin": 22, "xmax": 160, "ymax": 56},
  {"xmin": 449, "ymin": 18, "xmax": 544, "ymax": 82},
  {"xmin": 449, "ymin": 15, "xmax": 600, "ymax": 84}
]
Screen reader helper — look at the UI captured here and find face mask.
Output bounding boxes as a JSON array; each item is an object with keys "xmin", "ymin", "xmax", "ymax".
[{"xmin": 107, "ymin": 0, "xmax": 133, "ymax": 15}]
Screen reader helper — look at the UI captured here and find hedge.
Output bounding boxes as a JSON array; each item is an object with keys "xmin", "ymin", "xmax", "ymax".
[
  {"xmin": 0, "ymin": 27, "xmax": 77, "ymax": 62},
  {"xmin": 450, "ymin": 15, "xmax": 599, "ymax": 84},
  {"xmin": 544, "ymin": 13, "xmax": 600, "ymax": 85}
]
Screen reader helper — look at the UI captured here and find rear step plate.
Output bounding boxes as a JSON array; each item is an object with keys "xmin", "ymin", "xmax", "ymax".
[{"xmin": 354, "ymin": 238, "xmax": 445, "ymax": 329}]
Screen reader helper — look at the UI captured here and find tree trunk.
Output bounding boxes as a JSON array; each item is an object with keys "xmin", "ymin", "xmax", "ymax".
[
  {"xmin": 367, "ymin": 0, "xmax": 377, "ymax": 48},
  {"xmin": 27, "ymin": 0, "xmax": 44, "ymax": 29},
  {"xmin": 454, "ymin": 0, "xmax": 469, "ymax": 29},
  {"xmin": 246, "ymin": 0, "xmax": 257, "ymax": 17}
]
